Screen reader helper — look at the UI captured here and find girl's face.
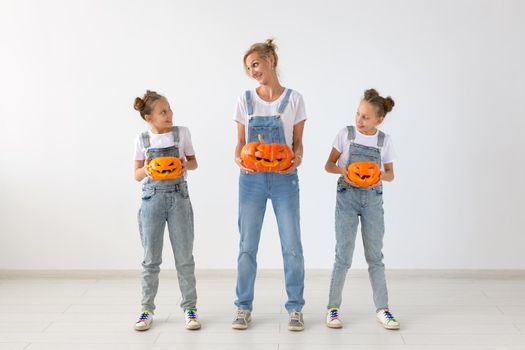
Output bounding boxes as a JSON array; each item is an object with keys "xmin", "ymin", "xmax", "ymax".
[
  {"xmin": 145, "ymin": 97, "xmax": 173, "ymax": 132},
  {"xmin": 245, "ymin": 53, "xmax": 275, "ymax": 85},
  {"xmin": 355, "ymin": 101, "xmax": 384, "ymax": 135}
]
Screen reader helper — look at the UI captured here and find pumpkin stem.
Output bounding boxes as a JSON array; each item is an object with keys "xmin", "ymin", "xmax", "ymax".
[{"xmin": 258, "ymin": 134, "xmax": 266, "ymax": 144}]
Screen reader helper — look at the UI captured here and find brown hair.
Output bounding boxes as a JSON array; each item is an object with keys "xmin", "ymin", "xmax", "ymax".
[
  {"xmin": 133, "ymin": 90, "xmax": 163, "ymax": 120},
  {"xmin": 362, "ymin": 89, "xmax": 395, "ymax": 118},
  {"xmin": 243, "ymin": 38, "xmax": 278, "ymax": 73}
]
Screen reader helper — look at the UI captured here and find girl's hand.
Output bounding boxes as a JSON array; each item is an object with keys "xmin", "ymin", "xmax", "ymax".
[
  {"xmin": 235, "ymin": 156, "xmax": 255, "ymax": 174},
  {"xmin": 180, "ymin": 158, "xmax": 187, "ymax": 175},
  {"xmin": 143, "ymin": 161, "xmax": 152, "ymax": 178},
  {"xmin": 341, "ymin": 167, "xmax": 360, "ymax": 187}
]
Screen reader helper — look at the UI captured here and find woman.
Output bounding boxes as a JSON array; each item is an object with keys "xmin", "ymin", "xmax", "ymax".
[{"xmin": 232, "ymin": 39, "xmax": 307, "ymax": 331}]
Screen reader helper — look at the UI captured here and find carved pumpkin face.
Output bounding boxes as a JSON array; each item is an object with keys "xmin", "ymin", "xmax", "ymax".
[
  {"xmin": 347, "ymin": 161, "xmax": 381, "ymax": 187},
  {"xmin": 241, "ymin": 135, "xmax": 294, "ymax": 172},
  {"xmin": 147, "ymin": 157, "xmax": 182, "ymax": 180}
]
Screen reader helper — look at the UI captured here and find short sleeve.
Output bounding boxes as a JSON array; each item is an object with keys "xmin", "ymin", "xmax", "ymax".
[
  {"xmin": 134, "ymin": 134, "xmax": 145, "ymax": 160},
  {"xmin": 332, "ymin": 127, "xmax": 347, "ymax": 153},
  {"xmin": 381, "ymin": 136, "xmax": 396, "ymax": 164},
  {"xmin": 234, "ymin": 93, "xmax": 247, "ymax": 125},
  {"xmin": 293, "ymin": 92, "xmax": 307, "ymax": 124},
  {"xmin": 181, "ymin": 127, "xmax": 195, "ymax": 158}
]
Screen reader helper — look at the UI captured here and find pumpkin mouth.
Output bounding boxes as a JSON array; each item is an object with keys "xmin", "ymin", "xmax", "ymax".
[
  {"xmin": 255, "ymin": 157, "xmax": 283, "ymax": 167},
  {"xmin": 151, "ymin": 168, "xmax": 179, "ymax": 174}
]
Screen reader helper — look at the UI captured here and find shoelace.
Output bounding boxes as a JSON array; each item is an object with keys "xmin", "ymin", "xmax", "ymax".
[
  {"xmin": 329, "ymin": 308, "xmax": 339, "ymax": 320},
  {"xmin": 235, "ymin": 310, "xmax": 248, "ymax": 320},
  {"xmin": 290, "ymin": 312, "xmax": 303, "ymax": 323},
  {"xmin": 186, "ymin": 308, "xmax": 197, "ymax": 319},
  {"xmin": 138, "ymin": 311, "xmax": 150, "ymax": 322},
  {"xmin": 383, "ymin": 310, "xmax": 396, "ymax": 321}
]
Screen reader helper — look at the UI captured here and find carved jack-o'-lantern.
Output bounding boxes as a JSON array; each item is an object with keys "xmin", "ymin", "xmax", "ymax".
[
  {"xmin": 347, "ymin": 161, "xmax": 381, "ymax": 187},
  {"xmin": 148, "ymin": 157, "xmax": 183, "ymax": 180},
  {"xmin": 241, "ymin": 134, "xmax": 294, "ymax": 172}
]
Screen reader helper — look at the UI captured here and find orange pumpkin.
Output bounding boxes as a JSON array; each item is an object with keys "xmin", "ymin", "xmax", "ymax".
[
  {"xmin": 347, "ymin": 161, "xmax": 381, "ymax": 187},
  {"xmin": 241, "ymin": 134, "xmax": 294, "ymax": 172},
  {"xmin": 147, "ymin": 157, "xmax": 183, "ymax": 180}
]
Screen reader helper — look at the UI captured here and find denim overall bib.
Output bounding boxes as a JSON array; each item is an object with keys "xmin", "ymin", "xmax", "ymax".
[
  {"xmin": 235, "ymin": 89, "xmax": 305, "ymax": 313},
  {"xmin": 138, "ymin": 126, "xmax": 197, "ymax": 313},
  {"xmin": 328, "ymin": 126, "xmax": 389, "ymax": 311}
]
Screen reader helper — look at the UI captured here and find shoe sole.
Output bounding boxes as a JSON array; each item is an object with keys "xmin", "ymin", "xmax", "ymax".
[
  {"xmin": 232, "ymin": 324, "xmax": 249, "ymax": 330},
  {"xmin": 134, "ymin": 322, "xmax": 152, "ymax": 331},
  {"xmin": 327, "ymin": 323, "xmax": 343, "ymax": 329},
  {"xmin": 288, "ymin": 326, "xmax": 304, "ymax": 331},
  {"xmin": 186, "ymin": 324, "xmax": 201, "ymax": 330},
  {"xmin": 377, "ymin": 319, "xmax": 400, "ymax": 330}
]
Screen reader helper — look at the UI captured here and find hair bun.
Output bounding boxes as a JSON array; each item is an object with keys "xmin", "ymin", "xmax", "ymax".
[
  {"xmin": 364, "ymin": 88, "xmax": 379, "ymax": 100},
  {"xmin": 384, "ymin": 97, "xmax": 395, "ymax": 113},
  {"xmin": 134, "ymin": 97, "xmax": 145, "ymax": 112}
]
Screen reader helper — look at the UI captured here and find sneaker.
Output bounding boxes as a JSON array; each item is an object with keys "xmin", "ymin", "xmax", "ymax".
[
  {"xmin": 231, "ymin": 309, "xmax": 251, "ymax": 330},
  {"xmin": 376, "ymin": 308, "xmax": 400, "ymax": 330},
  {"xmin": 288, "ymin": 311, "xmax": 304, "ymax": 331},
  {"xmin": 184, "ymin": 307, "xmax": 201, "ymax": 330},
  {"xmin": 134, "ymin": 310, "xmax": 153, "ymax": 331},
  {"xmin": 326, "ymin": 308, "xmax": 343, "ymax": 328}
]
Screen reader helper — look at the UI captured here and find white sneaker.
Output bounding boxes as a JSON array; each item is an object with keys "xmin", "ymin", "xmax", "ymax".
[
  {"xmin": 231, "ymin": 309, "xmax": 252, "ymax": 330},
  {"xmin": 184, "ymin": 307, "xmax": 201, "ymax": 330},
  {"xmin": 288, "ymin": 311, "xmax": 305, "ymax": 331},
  {"xmin": 134, "ymin": 310, "xmax": 153, "ymax": 331},
  {"xmin": 326, "ymin": 308, "xmax": 343, "ymax": 328},
  {"xmin": 376, "ymin": 309, "xmax": 400, "ymax": 330}
]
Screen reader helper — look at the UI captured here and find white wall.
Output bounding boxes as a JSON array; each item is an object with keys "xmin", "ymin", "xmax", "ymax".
[{"xmin": 1, "ymin": 0, "xmax": 524, "ymax": 270}]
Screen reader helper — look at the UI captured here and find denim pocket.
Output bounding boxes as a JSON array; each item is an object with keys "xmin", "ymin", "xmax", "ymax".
[
  {"xmin": 141, "ymin": 188, "xmax": 155, "ymax": 200},
  {"xmin": 179, "ymin": 183, "xmax": 190, "ymax": 199}
]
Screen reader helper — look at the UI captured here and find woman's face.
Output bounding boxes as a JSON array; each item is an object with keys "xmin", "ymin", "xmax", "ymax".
[
  {"xmin": 355, "ymin": 101, "xmax": 384, "ymax": 135},
  {"xmin": 245, "ymin": 53, "xmax": 275, "ymax": 85},
  {"xmin": 145, "ymin": 97, "xmax": 173, "ymax": 132}
]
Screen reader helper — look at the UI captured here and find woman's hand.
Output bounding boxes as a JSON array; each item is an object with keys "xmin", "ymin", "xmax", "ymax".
[
  {"xmin": 235, "ymin": 156, "xmax": 255, "ymax": 174},
  {"xmin": 278, "ymin": 154, "xmax": 301, "ymax": 174}
]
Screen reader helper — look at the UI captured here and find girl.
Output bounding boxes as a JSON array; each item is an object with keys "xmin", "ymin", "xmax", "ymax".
[
  {"xmin": 132, "ymin": 90, "xmax": 201, "ymax": 331},
  {"xmin": 232, "ymin": 39, "xmax": 307, "ymax": 331},
  {"xmin": 325, "ymin": 89, "xmax": 400, "ymax": 330}
]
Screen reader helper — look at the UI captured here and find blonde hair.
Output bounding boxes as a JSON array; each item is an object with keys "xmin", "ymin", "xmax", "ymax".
[{"xmin": 243, "ymin": 38, "xmax": 278, "ymax": 74}]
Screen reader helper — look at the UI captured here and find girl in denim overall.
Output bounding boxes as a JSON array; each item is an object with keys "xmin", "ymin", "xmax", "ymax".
[
  {"xmin": 132, "ymin": 90, "xmax": 200, "ymax": 331},
  {"xmin": 233, "ymin": 39, "xmax": 307, "ymax": 331},
  {"xmin": 325, "ymin": 89, "xmax": 400, "ymax": 330}
]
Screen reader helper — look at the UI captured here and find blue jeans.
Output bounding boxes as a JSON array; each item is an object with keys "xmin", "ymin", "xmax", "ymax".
[
  {"xmin": 235, "ymin": 171, "xmax": 305, "ymax": 312},
  {"xmin": 138, "ymin": 182, "xmax": 197, "ymax": 312},
  {"xmin": 328, "ymin": 180, "xmax": 388, "ymax": 311}
]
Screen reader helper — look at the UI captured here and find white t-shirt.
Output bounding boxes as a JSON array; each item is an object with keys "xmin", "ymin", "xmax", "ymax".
[
  {"xmin": 234, "ymin": 88, "xmax": 307, "ymax": 148},
  {"xmin": 332, "ymin": 127, "xmax": 396, "ymax": 170},
  {"xmin": 134, "ymin": 127, "xmax": 195, "ymax": 161}
]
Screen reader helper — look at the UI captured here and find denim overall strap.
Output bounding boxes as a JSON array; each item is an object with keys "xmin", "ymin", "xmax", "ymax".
[
  {"xmin": 277, "ymin": 89, "xmax": 293, "ymax": 114},
  {"xmin": 141, "ymin": 131, "xmax": 151, "ymax": 149},
  {"xmin": 346, "ymin": 126, "xmax": 382, "ymax": 169},
  {"xmin": 245, "ymin": 90, "xmax": 253, "ymax": 116},
  {"xmin": 245, "ymin": 90, "xmax": 291, "ymax": 144}
]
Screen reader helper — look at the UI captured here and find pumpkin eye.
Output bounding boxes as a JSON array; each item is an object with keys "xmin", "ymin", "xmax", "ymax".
[{"xmin": 168, "ymin": 162, "xmax": 174, "ymax": 166}]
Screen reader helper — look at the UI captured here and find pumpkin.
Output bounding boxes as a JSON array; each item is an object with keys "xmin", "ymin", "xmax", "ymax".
[
  {"xmin": 347, "ymin": 161, "xmax": 381, "ymax": 187},
  {"xmin": 241, "ymin": 134, "xmax": 294, "ymax": 172},
  {"xmin": 147, "ymin": 157, "xmax": 183, "ymax": 180}
]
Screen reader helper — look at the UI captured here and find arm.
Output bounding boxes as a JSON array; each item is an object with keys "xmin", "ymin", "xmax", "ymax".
[
  {"xmin": 134, "ymin": 159, "xmax": 149, "ymax": 182},
  {"xmin": 324, "ymin": 147, "xmax": 346, "ymax": 176},
  {"xmin": 381, "ymin": 162, "xmax": 394, "ymax": 182},
  {"xmin": 234, "ymin": 122, "xmax": 254, "ymax": 172},
  {"xmin": 280, "ymin": 120, "xmax": 306, "ymax": 174}
]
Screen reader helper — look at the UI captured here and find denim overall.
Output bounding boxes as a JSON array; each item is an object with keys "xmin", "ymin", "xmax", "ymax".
[
  {"xmin": 235, "ymin": 89, "xmax": 305, "ymax": 313},
  {"xmin": 138, "ymin": 126, "xmax": 197, "ymax": 312},
  {"xmin": 328, "ymin": 126, "xmax": 389, "ymax": 311}
]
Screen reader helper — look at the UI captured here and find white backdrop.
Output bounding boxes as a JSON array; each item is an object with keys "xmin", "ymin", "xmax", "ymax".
[{"xmin": 1, "ymin": 0, "xmax": 524, "ymax": 270}]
